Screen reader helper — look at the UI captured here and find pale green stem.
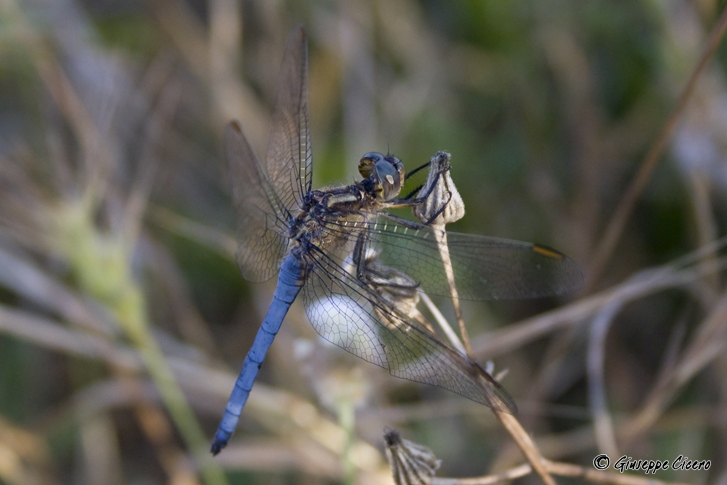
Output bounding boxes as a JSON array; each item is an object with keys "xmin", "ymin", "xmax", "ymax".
[
  {"xmin": 337, "ymin": 399, "xmax": 356, "ymax": 485},
  {"xmin": 113, "ymin": 287, "xmax": 228, "ymax": 485},
  {"xmin": 58, "ymin": 201, "xmax": 227, "ymax": 485}
]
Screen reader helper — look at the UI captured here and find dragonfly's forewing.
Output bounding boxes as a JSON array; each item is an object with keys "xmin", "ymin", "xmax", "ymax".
[
  {"xmin": 225, "ymin": 122, "xmax": 288, "ymax": 282},
  {"xmin": 264, "ymin": 24, "xmax": 313, "ymax": 214},
  {"xmin": 354, "ymin": 219, "xmax": 583, "ymax": 301},
  {"xmin": 302, "ymin": 245, "xmax": 517, "ymax": 413},
  {"xmin": 226, "ymin": 25, "xmax": 313, "ymax": 283}
]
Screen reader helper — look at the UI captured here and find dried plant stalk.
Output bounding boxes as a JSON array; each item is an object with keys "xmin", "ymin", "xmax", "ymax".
[{"xmin": 413, "ymin": 151, "xmax": 471, "ymax": 356}]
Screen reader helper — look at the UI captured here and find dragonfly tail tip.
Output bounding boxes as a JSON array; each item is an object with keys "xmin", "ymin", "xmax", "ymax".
[{"xmin": 210, "ymin": 440, "xmax": 226, "ymax": 456}]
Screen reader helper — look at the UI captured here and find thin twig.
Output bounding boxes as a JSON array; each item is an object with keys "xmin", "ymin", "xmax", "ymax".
[
  {"xmin": 0, "ymin": 303, "xmax": 383, "ymax": 476},
  {"xmin": 432, "ymin": 463, "xmax": 532, "ymax": 484},
  {"xmin": 473, "ymin": 249, "xmax": 727, "ymax": 360},
  {"xmin": 399, "ymin": 441, "xmax": 693, "ymax": 485},
  {"xmin": 148, "ymin": 205, "xmax": 237, "ymax": 258},
  {"xmin": 433, "ymin": 458, "xmax": 691, "ymax": 485},
  {"xmin": 413, "ymin": 151, "xmax": 471, "ymax": 356},
  {"xmin": 419, "ymin": 291, "xmax": 468, "ymax": 355},
  {"xmin": 621, "ymin": 287, "xmax": 727, "ymax": 447},
  {"xmin": 686, "ymin": 171, "xmax": 721, "ymax": 301},
  {"xmin": 588, "ymin": 300, "xmax": 622, "ymax": 457},
  {"xmin": 494, "ymin": 411, "xmax": 557, "ymax": 485},
  {"xmin": 586, "ymin": 4, "xmax": 727, "ymax": 290},
  {"xmin": 434, "ymin": 230, "xmax": 472, "ymax": 357},
  {"xmin": 541, "ymin": 460, "xmax": 690, "ymax": 485}
]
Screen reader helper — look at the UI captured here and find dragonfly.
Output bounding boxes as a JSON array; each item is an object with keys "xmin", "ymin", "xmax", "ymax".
[{"xmin": 211, "ymin": 25, "xmax": 582, "ymax": 455}]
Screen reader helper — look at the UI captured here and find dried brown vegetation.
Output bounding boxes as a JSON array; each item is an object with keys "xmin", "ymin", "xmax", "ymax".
[{"xmin": 0, "ymin": 1, "xmax": 725, "ymax": 484}]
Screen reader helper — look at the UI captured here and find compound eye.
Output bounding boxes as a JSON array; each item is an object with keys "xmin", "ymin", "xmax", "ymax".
[
  {"xmin": 358, "ymin": 152, "xmax": 384, "ymax": 179},
  {"xmin": 375, "ymin": 159, "xmax": 402, "ymax": 200}
]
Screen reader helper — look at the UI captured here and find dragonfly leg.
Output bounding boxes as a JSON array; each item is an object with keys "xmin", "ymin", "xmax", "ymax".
[
  {"xmin": 403, "ymin": 160, "xmax": 431, "ymax": 181},
  {"xmin": 380, "ymin": 212, "xmax": 426, "ymax": 230},
  {"xmin": 419, "ymin": 190, "xmax": 453, "ymax": 225},
  {"xmin": 380, "ymin": 194, "xmax": 453, "ymax": 227},
  {"xmin": 351, "ymin": 231, "xmax": 420, "ymax": 293},
  {"xmin": 387, "ymin": 167, "xmax": 451, "ymax": 207},
  {"xmin": 400, "ymin": 162, "xmax": 449, "ymax": 200},
  {"xmin": 352, "ymin": 233, "xmax": 367, "ymax": 281},
  {"xmin": 400, "ymin": 183, "xmax": 424, "ymax": 201}
]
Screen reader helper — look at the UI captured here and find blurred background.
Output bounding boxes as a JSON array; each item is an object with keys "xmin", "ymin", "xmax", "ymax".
[{"xmin": 1, "ymin": 0, "xmax": 726, "ymax": 483}]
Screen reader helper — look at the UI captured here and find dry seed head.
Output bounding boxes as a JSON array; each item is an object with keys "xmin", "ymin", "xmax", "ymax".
[
  {"xmin": 384, "ymin": 429, "xmax": 441, "ymax": 484},
  {"xmin": 413, "ymin": 151, "xmax": 465, "ymax": 226}
]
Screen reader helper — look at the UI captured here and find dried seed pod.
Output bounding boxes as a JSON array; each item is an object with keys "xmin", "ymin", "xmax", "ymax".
[
  {"xmin": 413, "ymin": 151, "xmax": 465, "ymax": 227},
  {"xmin": 384, "ymin": 429, "xmax": 441, "ymax": 485}
]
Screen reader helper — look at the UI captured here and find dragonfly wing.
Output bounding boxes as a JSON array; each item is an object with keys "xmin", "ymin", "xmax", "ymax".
[
  {"xmin": 225, "ymin": 122, "xmax": 288, "ymax": 282},
  {"xmin": 265, "ymin": 25, "xmax": 313, "ymax": 214},
  {"xmin": 301, "ymin": 245, "xmax": 516, "ymax": 413},
  {"xmin": 349, "ymin": 219, "xmax": 583, "ymax": 300}
]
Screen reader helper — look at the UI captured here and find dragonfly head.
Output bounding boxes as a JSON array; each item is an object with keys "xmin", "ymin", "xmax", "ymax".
[{"xmin": 358, "ymin": 152, "xmax": 405, "ymax": 201}]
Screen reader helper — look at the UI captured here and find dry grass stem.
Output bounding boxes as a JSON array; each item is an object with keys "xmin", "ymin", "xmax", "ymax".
[
  {"xmin": 621, "ymin": 287, "xmax": 727, "ymax": 447},
  {"xmin": 474, "ymin": 238, "xmax": 727, "ymax": 359},
  {"xmin": 587, "ymin": 2, "xmax": 727, "ymax": 288},
  {"xmin": 434, "ymin": 230, "xmax": 471, "ymax": 357},
  {"xmin": 148, "ymin": 206, "xmax": 238, "ymax": 258},
  {"xmin": 419, "ymin": 291, "xmax": 468, "ymax": 356},
  {"xmin": 410, "ymin": 159, "xmax": 557, "ymax": 484},
  {"xmin": 413, "ymin": 151, "xmax": 471, "ymax": 356},
  {"xmin": 493, "ymin": 410, "xmax": 556, "ymax": 485},
  {"xmin": 588, "ymin": 300, "xmax": 623, "ymax": 457},
  {"xmin": 0, "ymin": 299, "xmax": 383, "ymax": 478},
  {"xmin": 2, "ymin": 2, "xmax": 725, "ymax": 482},
  {"xmin": 432, "ymin": 460, "xmax": 690, "ymax": 485}
]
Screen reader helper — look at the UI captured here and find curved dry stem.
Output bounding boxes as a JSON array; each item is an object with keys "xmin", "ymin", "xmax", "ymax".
[
  {"xmin": 473, "ymin": 241, "xmax": 727, "ymax": 359},
  {"xmin": 586, "ymin": 3, "xmax": 727, "ymax": 289},
  {"xmin": 588, "ymin": 300, "xmax": 622, "ymax": 457},
  {"xmin": 621, "ymin": 287, "xmax": 727, "ymax": 447},
  {"xmin": 494, "ymin": 410, "xmax": 557, "ymax": 485}
]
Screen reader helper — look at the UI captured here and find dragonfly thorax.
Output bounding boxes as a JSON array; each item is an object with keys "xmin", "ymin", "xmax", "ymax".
[
  {"xmin": 286, "ymin": 153, "xmax": 406, "ymax": 253},
  {"xmin": 287, "ymin": 185, "xmax": 368, "ymax": 248}
]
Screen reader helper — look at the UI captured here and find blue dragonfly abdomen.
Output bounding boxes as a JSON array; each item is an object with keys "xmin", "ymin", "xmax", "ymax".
[{"xmin": 211, "ymin": 255, "xmax": 307, "ymax": 455}]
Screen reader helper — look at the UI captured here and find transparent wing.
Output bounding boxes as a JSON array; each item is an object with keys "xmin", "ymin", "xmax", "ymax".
[
  {"xmin": 225, "ymin": 121, "xmax": 288, "ymax": 282},
  {"xmin": 226, "ymin": 25, "xmax": 313, "ymax": 282},
  {"xmin": 320, "ymin": 217, "xmax": 583, "ymax": 300},
  {"xmin": 302, "ymin": 245, "xmax": 517, "ymax": 413},
  {"xmin": 264, "ymin": 24, "xmax": 313, "ymax": 214}
]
